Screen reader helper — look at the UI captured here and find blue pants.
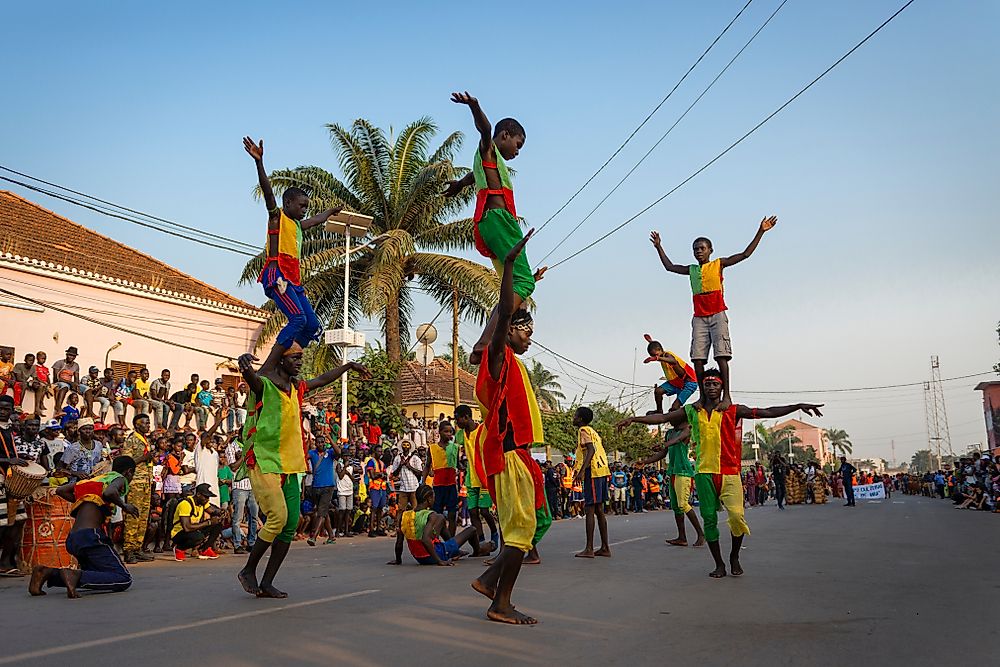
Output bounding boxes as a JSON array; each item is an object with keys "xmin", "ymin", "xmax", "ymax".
[
  {"xmin": 265, "ymin": 282, "xmax": 321, "ymax": 349},
  {"xmin": 46, "ymin": 528, "xmax": 132, "ymax": 593}
]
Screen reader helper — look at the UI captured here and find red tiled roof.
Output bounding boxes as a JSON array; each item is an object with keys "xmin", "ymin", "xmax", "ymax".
[
  {"xmin": 0, "ymin": 190, "xmax": 259, "ymax": 312},
  {"xmin": 400, "ymin": 359, "xmax": 477, "ymax": 406}
]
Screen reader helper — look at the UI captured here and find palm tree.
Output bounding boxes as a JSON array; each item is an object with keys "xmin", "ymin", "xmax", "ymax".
[
  {"xmin": 240, "ymin": 118, "xmax": 498, "ymax": 363},
  {"xmin": 742, "ymin": 422, "xmax": 801, "ymax": 459},
  {"xmin": 440, "ymin": 343, "xmax": 473, "ymax": 374},
  {"xmin": 527, "ymin": 360, "xmax": 566, "ymax": 411},
  {"xmin": 824, "ymin": 428, "xmax": 853, "ymax": 459}
]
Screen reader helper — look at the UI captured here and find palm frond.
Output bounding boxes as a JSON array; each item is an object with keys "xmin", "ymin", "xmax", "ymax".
[
  {"xmin": 391, "ymin": 118, "xmax": 437, "ymax": 195},
  {"xmin": 416, "ymin": 218, "xmax": 475, "ymax": 252},
  {"xmin": 408, "ymin": 253, "xmax": 498, "ymax": 324},
  {"xmin": 428, "ymin": 130, "xmax": 465, "ymax": 166}
]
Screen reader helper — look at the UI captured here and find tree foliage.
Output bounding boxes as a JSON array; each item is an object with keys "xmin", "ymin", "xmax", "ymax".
[
  {"xmin": 527, "ymin": 360, "xmax": 566, "ymax": 411},
  {"xmin": 542, "ymin": 400, "xmax": 659, "ymax": 461}
]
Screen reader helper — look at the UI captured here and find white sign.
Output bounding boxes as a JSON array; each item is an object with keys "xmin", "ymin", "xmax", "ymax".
[{"xmin": 853, "ymin": 482, "xmax": 886, "ymax": 500}]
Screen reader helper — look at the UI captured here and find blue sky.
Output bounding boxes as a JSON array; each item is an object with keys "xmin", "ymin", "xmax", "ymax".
[{"xmin": 3, "ymin": 0, "xmax": 997, "ymax": 463}]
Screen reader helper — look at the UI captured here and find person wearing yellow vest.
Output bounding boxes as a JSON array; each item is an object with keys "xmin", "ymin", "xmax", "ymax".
[
  {"xmin": 618, "ymin": 369, "xmax": 822, "ymax": 579},
  {"xmin": 235, "ymin": 341, "xmax": 369, "ymax": 599},
  {"xmin": 454, "ymin": 404, "xmax": 499, "ymax": 549},
  {"xmin": 648, "ymin": 216, "xmax": 777, "ymax": 408},
  {"xmin": 572, "ymin": 407, "xmax": 612, "ymax": 559},
  {"xmin": 244, "ymin": 136, "xmax": 344, "ymax": 355},
  {"xmin": 445, "ymin": 92, "xmax": 548, "ymax": 367},
  {"xmin": 472, "ymin": 230, "xmax": 551, "ymax": 626},
  {"xmin": 365, "ymin": 446, "xmax": 388, "ymax": 538}
]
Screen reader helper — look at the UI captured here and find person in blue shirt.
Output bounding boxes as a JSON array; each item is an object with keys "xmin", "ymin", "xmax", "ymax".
[
  {"xmin": 306, "ymin": 441, "xmax": 338, "ymax": 546},
  {"xmin": 933, "ymin": 471, "xmax": 946, "ymax": 499},
  {"xmin": 58, "ymin": 392, "xmax": 81, "ymax": 429},
  {"xmin": 610, "ymin": 463, "xmax": 628, "ymax": 515},
  {"xmin": 195, "ymin": 380, "xmax": 213, "ymax": 430}
]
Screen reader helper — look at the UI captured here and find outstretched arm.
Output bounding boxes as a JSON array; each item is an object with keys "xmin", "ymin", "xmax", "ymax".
[
  {"xmin": 616, "ymin": 405, "xmax": 687, "ymax": 431},
  {"xmin": 243, "ymin": 137, "xmax": 278, "ymax": 215},
  {"xmin": 487, "ymin": 229, "xmax": 535, "ymax": 382},
  {"xmin": 301, "ymin": 206, "xmax": 344, "ymax": 231},
  {"xmin": 735, "ymin": 403, "xmax": 823, "ymax": 420},
  {"xmin": 451, "ymin": 92, "xmax": 492, "ymax": 156},
  {"xmin": 237, "ymin": 354, "xmax": 265, "ymax": 397},
  {"xmin": 634, "ymin": 425, "xmax": 691, "ymax": 466},
  {"xmin": 103, "ymin": 477, "xmax": 138, "ymax": 517},
  {"xmin": 304, "ymin": 362, "xmax": 370, "ymax": 392},
  {"xmin": 649, "ymin": 231, "xmax": 689, "ymax": 275},
  {"xmin": 721, "ymin": 216, "xmax": 777, "ymax": 267}
]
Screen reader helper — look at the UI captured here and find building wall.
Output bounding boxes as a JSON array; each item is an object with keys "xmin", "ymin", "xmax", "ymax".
[
  {"xmin": 775, "ymin": 419, "xmax": 829, "ymax": 463},
  {"xmin": 0, "ymin": 266, "xmax": 263, "ymax": 415},
  {"xmin": 979, "ymin": 383, "xmax": 1000, "ymax": 456},
  {"xmin": 402, "ymin": 401, "xmax": 482, "ymax": 423}
]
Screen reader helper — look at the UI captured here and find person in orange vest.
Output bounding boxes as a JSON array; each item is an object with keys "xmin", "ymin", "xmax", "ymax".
[
  {"xmin": 561, "ymin": 457, "xmax": 575, "ymax": 518},
  {"xmin": 365, "ymin": 444, "xmax": 389, "ymax": 538}
]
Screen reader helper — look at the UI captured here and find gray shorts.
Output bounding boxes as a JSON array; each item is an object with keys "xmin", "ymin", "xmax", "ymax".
[
  {"xmin": 337, "ymin": 494, "xmax": 354, "ymax": 511},
  {"xmin": 691, "ymin": 311, "xmax": 732, "ymax": 361}
]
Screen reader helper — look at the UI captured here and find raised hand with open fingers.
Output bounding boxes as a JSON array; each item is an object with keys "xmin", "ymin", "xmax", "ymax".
[
  {"xmin": 237, "ymin": 354, "xmax": 258, "ymax": 373},
  {"xmin": 799, "ymin": 404, "xmax": 824, "ymax": 418},
  {"xmin": 450, "ymin": 91, "xmax": 477, "ymax": 106},
  {"xmin": 759, "ymin": 215, "xmax": 778, "ymax": 232},
  {"xmin": 243, "ymin": 137, "xmax": 263, "ymax": 161},
  {"xmin": 649, "ymin": 231, "xmax": 662, "ymax": 247}
]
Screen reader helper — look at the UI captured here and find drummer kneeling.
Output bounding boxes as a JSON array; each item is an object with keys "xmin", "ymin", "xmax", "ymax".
[{"xmin": 29, "ymin": 456, "xmax": 138, "ymax": 598}]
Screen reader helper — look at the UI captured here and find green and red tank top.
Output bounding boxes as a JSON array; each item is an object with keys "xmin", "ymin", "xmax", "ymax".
[
  {"xmin": 70, "ymin": 471, "xmax": 128, "ymax": 517},
  {"xmin": 688, "ymin": 259, "xmax": 727, "ymax": 317},
  {"xmin": 239, "ymin": 378, "xmax": 308, "ymax": 477},
  {"xmin": 684, "ymin": 404, "xmax": 740, "ymax": 475},
  {"xmin": 400, "ymin": 508, "xmax": 437, "ymax": 559},
  {"xmin": 475, "ymin": 344, "xmax": 544, "ymax": 479},
  {"xmin": 471, "ymin": 145, "xmax": 516, "ymax": 258}
]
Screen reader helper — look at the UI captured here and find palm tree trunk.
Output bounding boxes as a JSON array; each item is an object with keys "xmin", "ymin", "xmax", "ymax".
[{"xmin": 385, "ymin": 290, "xmax": 402, "ymax": 364}]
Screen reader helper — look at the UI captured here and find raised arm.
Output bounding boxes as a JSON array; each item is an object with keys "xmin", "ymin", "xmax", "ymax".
[
  {"xmin": 301, "ymin": 205, "xmax": 344, "ymax": 231},
  {"xmin": 487, "ymin": 228, "xmax": 535, "ymax": 381},
  {"xmin": 735, "ymin": 402, "xmax": 823, "ymax": 420},
  {"xmin": 720, "ymin": 216, "xmax": 777, "ymax": 267},
  {"xmin": 649, "ymin": 231, "xmax": 689, "ymax": 275},
  {"xmin": 443, "ymin": 172, "xmax": 476, "ymax": 198},
  {"xmin": 304, "ymin": 362, "xmax": 370, "ymax": 392},
  {"xmin": 202, "ymin": 408, "xmax": 226, "ymax": 443},
  {"xmin": 451, "ymin": 92, "xmax": 493, "ymax": 155},
  {"xmin": 243, "ymin": 136, "xmax": 278, "ymax": 215},
  {"xmin": 237, "ymin": 354, "xmax": 265, "ymax": 397}
]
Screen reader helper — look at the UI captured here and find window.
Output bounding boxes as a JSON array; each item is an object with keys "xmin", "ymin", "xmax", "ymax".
[
  {"xmin": 110, "ymin": 360, "xmax": 146, "ymax": 380},
  {"xmin": 221, "ymin": 374, "xmax": 241, "ymax": 392}
]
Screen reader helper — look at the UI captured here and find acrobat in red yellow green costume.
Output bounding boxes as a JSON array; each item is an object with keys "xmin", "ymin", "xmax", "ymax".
[
  {"xmin": 473, "ymin": 147, "xmax": 535, "ymax": 302},
  {"xmin": 239, "ymin": 377, "xmax": 307, "ymax": 544},
  {"xmin": 685, "ymin": 404, "xmax": 749, "ymax": 542},
  {"xmin": 665, "ymin": 428, "xmax": 695, "ymax": 516},
  {"xmin": 475, "ymin": 344, "xmax": 550, "ymax": 553}
]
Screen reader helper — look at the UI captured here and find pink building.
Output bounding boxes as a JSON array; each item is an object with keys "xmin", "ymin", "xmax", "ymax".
[
  {"xmin": 0, "ymin": 191, "xmax": 264, "ymax": 418},
  {"xmin": 774, "ymin": 418, "xmax": 830, "ymax": 464},
  {"xmin": 974, "ymin": 381, "xmax": 1000, "ymax": 457}
]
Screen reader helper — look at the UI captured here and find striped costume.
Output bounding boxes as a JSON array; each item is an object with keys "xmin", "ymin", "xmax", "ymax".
[
  {"xmin": 685, "ymin": 404, "xmax": 750, "ymax": 542},
  {"xmin": 688, "ymin": 259, "xmax": 727, "ymax": 317},
  {"xmin": 239, "ymin": 378, "xmax": 307, "ymax": 544},
  {"xmin": 258, "ymin": 209, "xmax": 320, "ymax": 349}
]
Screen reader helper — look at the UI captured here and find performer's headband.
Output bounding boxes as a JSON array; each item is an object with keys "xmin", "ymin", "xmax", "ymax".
[
  {"xmin": 703, "ymin": 376, "xmax": 723, "ymax": 385},
  {"xmin": 283, "ymin": 342, "xmax": 304, "ymax": 357},
  {"xmin": 510, "ymin": 310, "xmax": 533, "ymax": 333}
]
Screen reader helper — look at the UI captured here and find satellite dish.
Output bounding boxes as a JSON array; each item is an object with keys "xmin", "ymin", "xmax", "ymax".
[
  {"xmin": 416, "ymin": 323, "xmax": 438, "ymax": 344},
  {"xmin": 416, "ymin": 343, "xmax": 435, "ymax": 366}
]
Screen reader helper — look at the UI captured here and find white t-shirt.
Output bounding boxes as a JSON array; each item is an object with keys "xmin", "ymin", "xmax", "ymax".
[
  {"xmin": 337, "ymin": 463, "xmax": 355, "ymax": 496},
  {"xmin": 195, "ymin": 443, "xmax": 220, "ymax": 503},
  {"xmin": 179, "ymin": 449, "xmax": 197, "ymax": 486}
]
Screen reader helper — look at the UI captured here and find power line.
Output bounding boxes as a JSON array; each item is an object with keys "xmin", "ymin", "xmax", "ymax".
[
  {"xmin": 0, "ymin": 175, "xmax": 259, "ymax": 257},
  {"xmin": 537, "ymin": 0, "xmax": 789, "ymax": 264},
  {"xmin": 533, "ymin": 0, "xmax": 756, "ymax": 236},
  {"xmin": 0, "ymin": 165, "xmax": 260, "ymax": 251},
  {"xmin": 548, "ymin": 0, "xmax": 916, "ymax": 269}
]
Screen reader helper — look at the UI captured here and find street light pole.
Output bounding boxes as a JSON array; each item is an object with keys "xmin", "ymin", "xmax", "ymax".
[{"xmin": 341, "ymin": 228, "xmax": 351, "ymax": 442}]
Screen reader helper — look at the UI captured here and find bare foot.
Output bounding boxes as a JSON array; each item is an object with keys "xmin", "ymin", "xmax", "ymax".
[
  {"xmin": 29, "ymin": 565, "xmax": 51, "ymax": 596},
  {"xmin": 256, "ymin": 584, "xmax": 287, "ymax": 599},
  {"xmin": 709, "ymin": 565, "xmax": 727, "ymax": 579},
  {"xmin": 730, "ymin": 558, "xmax": 744, "ymax": 577},
  {"xmin": 575, "ymin": 549, "xmax": 595, "ymax": 558},
  {"xmin": 238, "ymin": 568, "xmax": 259, "ymax": 596},
  {"xmin": 594, "ymin": 548, "xmax": 612, "ymax": 558},
  {"xmin": 487, "ymin": 605, "xmax": 537, "ymax": 625},
  {"xmin": 483, "ymin": 557, "xmax": 496, "ymax": 567},
  {"xmin": 522, "ymin": 556, "xmax": 541, "ymax": 565},
  {"xmin": 61, "ymin": 569, "xmax": 82, "ymax": 598},
  {"xmin": 693, "ymin": 536, "xmax": 706, "ymax": 547},
  {"xmin": 666, "ymin": 538, "xmax": 688, "ymax": 546},
  {"xmin": 471, "ymin": 578, "xmax": 496, "ymax": 600}
]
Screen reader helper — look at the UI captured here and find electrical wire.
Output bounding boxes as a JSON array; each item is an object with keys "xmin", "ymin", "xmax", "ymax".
[
  {"xmin": 533, "ymin": 0, "xmax": 757, "ymax": 236},
  {"xmin": 537, "ymin": 0, "xmax": 789, "ymax": 264},
  {"xmin": 547, "ymin": 0, "xmax": 916, "ymax": 269}
]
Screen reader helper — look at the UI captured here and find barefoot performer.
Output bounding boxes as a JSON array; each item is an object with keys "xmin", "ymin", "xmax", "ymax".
[
  {"xmin": 388, "ymin": 485, "xmax": 495, "ymax": 566},
  {"xmin": 244, "ymin": 136, "xmax": 343, "ymax": 355},
  {"xmin": 572, "ymin": 407, "xmax": 611, "ymax": 559},
  {"xmin": 643, "ymin": 334, "xmax": 699, "ymax": 414},
  {"xmin": 648, "ymin": 216, "xmax": 777, "ymax": 407},
  {"xmin": 235, "ymin": 343, "xmax": 369, "ymax": 598},
  {"xmin": 29, "ymin": 456, "xmax": 138, "ymax": 598},
  {"xmin": 618, "ymin": 370, "xmax": 822, "ymax": 578},
  {"xmin": 471, "ymin": 230, "xmax": 551, "ymax": 625},
  {"xmin": 633, "ymin": 427, "xmax": 705, "ymax": 547},
  {"xmin": 445, "ymin": 92, "xmax": 546, "ymax": 364},
  {"xmin": 454, "ymin": 405, "xmax": 499, "ymax": 549}
]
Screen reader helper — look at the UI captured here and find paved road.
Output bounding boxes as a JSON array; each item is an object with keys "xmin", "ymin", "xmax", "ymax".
[{"xmin": 2, "ymin": 495, "xmax": 993, "ymax": 666}]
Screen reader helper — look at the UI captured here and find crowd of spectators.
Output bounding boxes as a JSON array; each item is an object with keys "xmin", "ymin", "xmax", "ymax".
[{"xmin": 893, "ymin": 453, "xmax": 1000, "ymax": 511}]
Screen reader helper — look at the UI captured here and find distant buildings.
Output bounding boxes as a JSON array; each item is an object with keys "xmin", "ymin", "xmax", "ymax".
[
  {"xmin": 974, "ymin": 381, "xmax": 1000, "ymax": 457},
  {"xmin": 774, "ymin": 418, "xmax": 832, "ymax": 464}
]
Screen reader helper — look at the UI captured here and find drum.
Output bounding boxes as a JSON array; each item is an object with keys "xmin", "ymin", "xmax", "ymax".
[
  {"xmin": 4, "ymin": 462, "xmax": 47, "ymax": 499},
  {"xmin": 20, "ymin": 488, "xmax": 77, "ymax": 570}
]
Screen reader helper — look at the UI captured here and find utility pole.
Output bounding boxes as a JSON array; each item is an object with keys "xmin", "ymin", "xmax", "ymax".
[
  {"xmin": 452, "ymin": 288, "xmax": 460, "ymax": 409},
  {"xmin": 924, "ymin": 355, "xmax": 952, "ymax": 470}
]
